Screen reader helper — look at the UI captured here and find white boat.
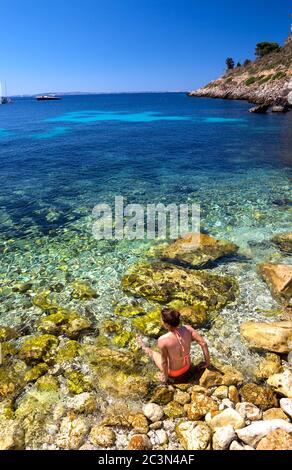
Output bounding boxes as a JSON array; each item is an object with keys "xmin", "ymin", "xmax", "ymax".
[{"xmin": 0, "ymin": 81, "xmax": 11, "ymax": 104}]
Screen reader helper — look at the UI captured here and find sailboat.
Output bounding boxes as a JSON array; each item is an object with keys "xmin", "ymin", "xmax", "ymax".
[{"xmin": 0, "ymin": 81, "xmax": 11, "ymax": 104}]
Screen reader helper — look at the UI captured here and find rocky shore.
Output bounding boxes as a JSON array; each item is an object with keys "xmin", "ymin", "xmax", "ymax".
[
  {"xmin": 0, "ymin": 231, "xmax": 291, "ymax": 451},
  {"xmin": 188, "ymin": 33, "xmax": 292, "ymax": 110}
]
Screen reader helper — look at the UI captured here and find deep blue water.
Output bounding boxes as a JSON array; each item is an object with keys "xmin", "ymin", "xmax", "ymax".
[{"xmin": 0, "ymin": 93, "xmax": 291, "ymax": 240}]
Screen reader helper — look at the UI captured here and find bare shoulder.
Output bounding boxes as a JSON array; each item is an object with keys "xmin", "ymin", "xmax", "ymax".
[
  {"xmin": 184, "ymin": 324, "xmax": 195, "ymax": 334},
  {"xmin": 158, "ymin": 333, "xmax": 170, "ymax": 347}
]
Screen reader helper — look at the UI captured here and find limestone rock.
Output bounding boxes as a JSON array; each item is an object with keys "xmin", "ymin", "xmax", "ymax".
[
  {"xmin": 255, "ymin": 353, "xmax": 282, "ymax": 379},
  {"xmin": 235, "ymin": 402, "xmax": 263, "ymax": 422},
  {"xmin": 199, "ymin": 369, "xmax": 223, "ymax": 388},
  {"xmin": 0, "ymin": 418, "xmax": 25, "ymax": 450},
  {"xmin": 159, "ymin": 232, "xmax": 238, "ymax": 268},
  {"xmin": 259, "ymin": 263, "xmax": 292, "ymax": 306},
  {"xmin": 163, "ymin": 401, "xmax": 186, "ymax": 419},
  {"xmin": 272, "ymin": 232, "xmax": 292, "ymax": 254},
  {"xmin": 19, "ymin": 334, "xmax": 59, "ymax": 363},
  {"xmin": 239, "ymin": 383, "xmax": 278, "ymax": 410},
  {"xmin": 130, "ymin": 413, "xmax": 149, "ymax": 434},
  {"xmin": 212, "ymin": 425, "xmax": 237, "ymax": 450},
  {"xmin": 256, "ymin": 429, "xmax": 292, "ymax": 450},
  {"xmin": 56, "ymin": 416, "xmax": 90, "ymax": 450},
  {"xmin": 175, "ymin": 421, "xmax": 212, "ymax": 450},
  {"xmin": 187, "ymin": 392, "xmax": 218, "ymax": 420},
  {"xmin": 143, "ymin": 403, "xmax": 164, "ymax": 422},
  {"xmin": 70, "ymin": 281, "xmax": 98, "ymax": 300},
  {"xmin": 240, "ymin": 321, "xmax": 292, "ymax": 353},
  {"xmin": 236, "ymin": 419, "xmax": 292, "ymax": 446},
  {"xmin": 89, "ymin": 425, "xmax": 116, "ymax": 448},
  {"xmin": 210, "ymin": 408, "xmax": 245, "ymax": 430},
  {"xmin": 229, "ymin": 441, "xmax": 255, "ymax": 451},
  {"xmin": 267, "ymin": 368, "xmax": 292, "ymax": 398},
  {"xmin": 128, "ymin": 434, "xmax": 152, "ymax": 450},
  {"xmin": 213, "ymin": 386, "xmax": 229, "ymax": 400},
  {"xmin": 174, "ymin": 390, "xmax": 191, "ymax": 405},
  {"xmin": 67, "ymin": 392, "xmax": 99, "ymax": 414},
  {"xmin": 0, "ymin": 326, "xmax": 20, "ymax": 342},
  {"xmin": 150, "ymin": 386, "xmax": 174, "ymax": 405},
  {"xmin": 228, "ymin": 386, "xmax": 240, "ymax": 403},
  {"xmin": 148, "ymin": 429, "xmax": 168, "ymax": 446},
  {"xmin": 263, "ymin": 408, "xmax": 290, "ymax": 421},
  {"xmin": 280, "ymin": 398, "xmax": 292, "ymax": 419},
  {"xmin": 122, "ymin": 262, "xmax": 237, "ymax": 311}
]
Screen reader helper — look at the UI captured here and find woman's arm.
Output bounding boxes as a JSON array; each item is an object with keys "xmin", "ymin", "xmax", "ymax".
[
  {"xmin": 186, "ymin": 326, "xmax": 211, "ymax": 368},
  {"xmin": 158, "ymin": 339, "xmax": 169, "ymax": 383}
]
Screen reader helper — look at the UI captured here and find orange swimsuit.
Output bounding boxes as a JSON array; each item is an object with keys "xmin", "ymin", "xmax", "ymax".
[{"xmin": 168, "ymin": 327, "xmax": 191, "ymax": 378}]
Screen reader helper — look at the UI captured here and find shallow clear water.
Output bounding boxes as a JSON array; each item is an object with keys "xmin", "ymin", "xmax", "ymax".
[{"xmin": 0, "ymin": 93, "xmax": 291, "ymax": 374}]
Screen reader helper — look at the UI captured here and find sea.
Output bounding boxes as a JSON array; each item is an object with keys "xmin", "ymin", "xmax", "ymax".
[{"xmin": 0, "ymin": 93, "xmax": 291, "ymax": 373}]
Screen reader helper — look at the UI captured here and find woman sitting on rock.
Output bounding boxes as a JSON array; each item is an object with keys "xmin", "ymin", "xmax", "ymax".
[{"xmin": 138, "ymin": 308, "xmax": 210, "ymax": 383}]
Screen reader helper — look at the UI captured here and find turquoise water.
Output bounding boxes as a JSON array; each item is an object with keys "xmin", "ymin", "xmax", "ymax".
[{"xmin": 0, "ymin": 93, "xmax": 291, "ymax": 372}]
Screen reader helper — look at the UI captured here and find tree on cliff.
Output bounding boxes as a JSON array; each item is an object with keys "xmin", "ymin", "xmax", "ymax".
[
  {"xmin": 255, "ymin": 42, "xmax": 281, "ymax": 58},
  {"xmin": 226, "ymin": 58, "xmax": 235, "ymax": 70}
]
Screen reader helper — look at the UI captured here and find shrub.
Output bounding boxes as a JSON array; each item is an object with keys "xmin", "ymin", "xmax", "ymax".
[
  {"xmin": 245, "ymin": 76, "xmax": 258, "ymax": 86},
  {"xmin": 272, "ymin": 71, "xmax": 286, "ymax": 80},
  {"xmin": 255, "ymin": 42, "xmax": 281, "ymax": 58}
]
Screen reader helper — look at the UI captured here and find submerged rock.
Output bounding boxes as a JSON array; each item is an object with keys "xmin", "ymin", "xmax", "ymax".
[
  {"xmin": 70, "ymin": 281, "xmax": 98, "ymax": 300},
  {"xmin": 158, "ymin": 232, "xmax": 238, "ymax": 268},
  {"xmin": 19, "ymin": 334, "xmax": 59, "ymax": 364},
  {"xmin": 259, "ymin": 263, "xmax": 292, "ymax": 307},
  {"xmin": 272, "ymin": 232, "xmax": 292, "ymax": 254},
  {"xmin": 38, "ymin": 311, "xmax": 92, "ymax": 339},
  {"xmin": 24, "ymin": 363, "xmax": 49, "ymax": 383},
  {"xmin": 150, "ymin": 386, "xmax": 174, "ymax": 405},
  {"xmin": 240, "ymin": 321, "xmax": 292, "ymax": 353},
  {"xmin": 122, "ymin": 262, "xmax": 237, "ymax": 310},
  {"xmin": 0, "ymin": 326, "xmax": 20, "ymax": 342},
  {"xmin": 255, "ymin": 353, "xmax": 282, "ymax": 379},
  {"xmin": 163, "ymin": 401, "xmax": 186, "ymax": 419},
  {"xmin": 98, "ymin": 369, "xmax": 149, "ymax": 399}
]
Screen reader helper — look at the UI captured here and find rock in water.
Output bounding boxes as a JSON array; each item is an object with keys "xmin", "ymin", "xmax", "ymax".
[
  {"xmin": 271, "ymin": 105, "xmax": 289, "ymax": 113},
  {"xmin": 258, "ymin": 263, "xmax": 292, "ymax": 307},
  {"xmin": 122, "ymin": 262, "xmax": 237, "ymax": 310},
  {"xmin": 240, "ymin": 321, "xmax": 292, "ymax": 353},
  {"xmin": 272, "ymin": 232, "xmax": 292, "ymax": 254},
  {"xmin": 239, "ymin": 383, "xmax": 278, "ymax": 410},
  {"xmin": 158, "ymin": 232, "xmax": 238, "ymax": 268},
  {"xmin": 89, "ymin": 426, "xmax": 116, "ymax": 448},
  {"xmin": 249, "ymin": 104, "xmax": 269, "ymax": 113},
  {"xmin": 236, "ymin": 419, "xmax": 292, "ymax": 446}
]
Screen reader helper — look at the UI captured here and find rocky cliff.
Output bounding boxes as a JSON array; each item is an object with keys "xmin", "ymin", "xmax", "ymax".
[{"xmin": 189, "ymin": 33, "xmax": 292, "ymax": 109}]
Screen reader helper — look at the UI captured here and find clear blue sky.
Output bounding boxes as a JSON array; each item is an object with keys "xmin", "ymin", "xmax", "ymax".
[{"xmin": 2, "ymin": 0, "xmax": 292, "ymax": 95}]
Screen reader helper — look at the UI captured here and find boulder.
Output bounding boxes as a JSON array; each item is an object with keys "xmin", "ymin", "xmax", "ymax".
[
  {"xmin": 263, "ymin": 408, "xmax": 290, "ymax": 421},
  {"xmin": 255, "ymin": 353, "xmax": 282, "ymax": 379},
  {"xmin": 38, "ymin": 311, "xmax": 92, "ymax": 339},
  {"xmin": 280, "ymin": 398, "xmax": 292, "ymax": 419},
  {"xmin": 163, "ymin": 401, "xmax": 186, "ymax": 419},
  {"xmin": 272, "ymin": 232, "xmax": 292, "ymax": 254},
  {"xmin": 236, "ymin": 419, "xmax": 292, "ymax": 446},
  {"xmin": 130, "ymin": 413, "xmax": 149, "ymax": 434},
  {"xmin": 235, "ymin": 402, "xmax": 262, "ymax": 421},
  {"xmin": 239, "ymin": 383, "xmax": 278, "ymax": 410},
  {"xmin": 128, "ymin": 434, "xmax": 152, "ymax": 450},
  {"xmin": 122, "ymin": 262, "xmax": 237, "ymax": 311},
  {"xmin": 256, "ymin": 429, "xmax": 292, "ymax": 450},
  {"xmin": 67, "ymin": 392, "xmax": 99, "ymax": 414},
  {"xmin": 210, "ymin": 408, "xmax": 245, "ymax": 430},
  {"xmin": 0, "ymin": 418, "xmax": 25, "ymax": 450},
  {"xmin": 56, "ymin": 416, "xmax": 90, "ymax": 450},
  {"xmin": 148, "ymin": 429, "xmax": 168, "ymax": 446},
  {"xmin": 173, "ymin": 390, "xmax": 191, "ymax": 405},
  {"xmin": 249, "ymin": 104, "xmax": 269, "ymax": 114},
  {"xmin": 158, "ymin": 232, "xmax": 238, "ymax": 268},
  {"xmin": 267, "ymin": 368, "xmax": 292, "ymax": 398},
  {"xmin": 143, "ymin": 403, "xmax": 164, "ymax": 422},
  {"xmin": 89, "ymin": 425, "xmax": 116, "ymax": 448},
  {"xmin": 150, "ymin": 386, "xmax": 174, "ymax": 405},
  {"xmin": 240, "ymin": 321, "xmax": 292, "ymax": 353},
  {"xmin": 70, "ymin": 281, "xmax": 98, "ymax": 300},
  {"xmin": 0, "ymin": 326, "xmax": 20, "ymax": 342},
  {"xmin": 187, "ymin": 392, "xmax": 218, "ymax": 420},
  {"xmin": 212, "ymin": 425, "xmax": 237, "ymax": 450},
  {"xmin": 175, "ymin": 421, "xmax": 212, "ymax": 450},
  {"xmin": 271, "ymin": 105, "xmax": 289, "ymax": 113},
  {"xmin": 19, "ymin": 334, "xmax": 59, "ymax": 363},
  {"xmin": 258, "ymin": 263, "xmax": 292, "ymax": 306},
  {"xmin": 199, "ymin": 369, "xmax": 223, "ymax": 388}
]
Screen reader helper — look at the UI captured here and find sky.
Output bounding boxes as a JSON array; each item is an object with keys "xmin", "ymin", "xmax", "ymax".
[{"xmin": 2, "ymin": 0, "xmax": 292, "ymax": 95}]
